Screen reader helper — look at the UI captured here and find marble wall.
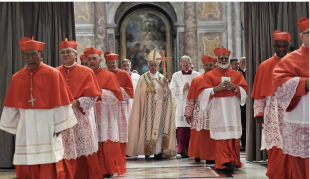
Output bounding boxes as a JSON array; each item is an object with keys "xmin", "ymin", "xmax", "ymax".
[
  {"xmin": 74, "ymin": 2, "xmax": 107, "ymax": 68},
  {"xmin": 74, "ymin": 2, "xmax": 244, "ymax": 72}
]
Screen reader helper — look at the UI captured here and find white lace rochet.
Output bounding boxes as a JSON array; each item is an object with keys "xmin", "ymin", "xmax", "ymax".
[{"xmin": 62, "ymin": 96, "xmax": 99, "ymax": 160}]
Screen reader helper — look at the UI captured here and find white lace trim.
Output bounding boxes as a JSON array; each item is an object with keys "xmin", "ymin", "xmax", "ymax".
[
  {"xmin": 115, "ymin": 100, "xmax": 129, "ymax": 143},
  {"xmin": 62, "ymin": 106, "xmax": 98, "ymax": 160},
  {"xmin": 101, "ymin": 89, "xmax": 119, "ymax": 105},
  {"xmin": 94, "ymin": 90, "xmax": 120, "ymax": 142},
  {"xmin": 77, "ymin": 96, "xmax": 98, "ymax": 113},
  {"xmin": 274, "ymin": 77, "xmax": 300, "ymax": 110},
  {"xmin": 191, "ymin": 99, "xmax": 210, "ymax": 131},
  {"xmin": 184, "ymin": 99, "xmax": 194, "ymax": 117},
  {"xmin": 121, "ymin": 87, "xmax": 131, "ymax": 101},
  {"xmin": 283, "ymin": 122, "xmax": 309, "ymax": 158},
  {"xmin": 253, "ymin": 99, "xmax": 265, "ymax": 117},
  {"xmin": 261, "ymin": 96, "xmax": 284, "ymax": 150}
]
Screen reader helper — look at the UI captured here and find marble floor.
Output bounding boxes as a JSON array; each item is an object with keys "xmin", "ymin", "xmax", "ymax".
[{"xmin": 0, "ymin": 152, "xmax": 268, "ymax": 179}]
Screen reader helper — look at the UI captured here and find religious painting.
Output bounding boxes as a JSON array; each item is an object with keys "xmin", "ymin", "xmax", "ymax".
[{"xmin": 121, "ymin": 9, "xmax": 172, "ymax": 79}]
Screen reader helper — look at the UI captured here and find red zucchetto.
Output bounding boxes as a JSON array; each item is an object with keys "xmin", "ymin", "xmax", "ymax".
[
  {"xmin": 19, "ymin": 37, "xmax": 45, "ymax": 51},
  {"xmin": 59, "ymin": 38, "xmax": 77, "ymax": 50}
]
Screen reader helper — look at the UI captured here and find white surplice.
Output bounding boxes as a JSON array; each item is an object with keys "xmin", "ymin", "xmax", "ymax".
[
  {"xmin": 199, "ymin": 87, "xmax": 247, "ymax": 140},
  {"xmin": 274, "ymin": 77, "xmax": 309, "ymax": 158},
  {"xmin": 170, "ymin": 71, "xmax": 200, "ymax": 127},
  {"xmin": 61, "ymin": 96, "xmax": 99, "ymax": 160},
  {"xmin": 94, "ymin": 89, "xmax": 119, "ymax": 142},
  {"xmin": 129, "ymin": 72, "xmax": 140, "ymax": 117},
  {"xmin": 254, "ymin": 96, "xmax": 284, "ymax": 150},
  {"xmin": 115, "ymin": 87, "xmax": 131, "ymax": 143},
  {"xmin": 0, "ymin": 105, "xmax": 77, "ymax": 165}
]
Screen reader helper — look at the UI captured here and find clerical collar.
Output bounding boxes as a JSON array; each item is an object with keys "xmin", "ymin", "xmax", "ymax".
[
  {"xmin": 182, "ymin": 69, "xmax": 192, "ymax": 75},
  {"xmin": 64, "ymin": 62, "xmax": 76, "ymax": 68},
  {"xmin": 94, "ymin": 67, "xmax": 102, "ymax": 74},
  {"xmin": 274, "ymin": 53, "xmax": 282, "ymax": 62},
  {"xmin": 150, "ymin": 71, "xmax": 158, "ymax": 78}
]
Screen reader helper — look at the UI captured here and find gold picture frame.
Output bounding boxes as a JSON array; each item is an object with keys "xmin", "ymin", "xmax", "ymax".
[{"xmin": 120, "ymin": 8, "xmax": 172, "ymax": 80}]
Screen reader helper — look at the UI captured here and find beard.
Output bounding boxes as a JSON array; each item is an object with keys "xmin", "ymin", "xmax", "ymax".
[{"xmin": 218, "ymin": 62, "xmax": 230, "ymax": 69}]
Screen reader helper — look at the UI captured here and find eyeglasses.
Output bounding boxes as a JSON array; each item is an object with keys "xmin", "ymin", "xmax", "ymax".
[
  {"xmin": 302, "ymin": 31, "xmax": 309, "ymax": 35},
  {"xmin": 60, "ymin": 50, "xmax": 74, "ymax": 55},
  {"xmin": 106, "ymin": 61, "xmax": 117, "ymax": 65},
  {"xmin": 22, "ymin": 52, "xmax": 41, "ymax": 59}
]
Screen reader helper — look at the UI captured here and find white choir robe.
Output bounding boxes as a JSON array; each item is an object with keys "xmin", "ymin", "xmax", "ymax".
[
  {"xmin": 199, "ymin": 87, "xmax": 247, "ymax": 140},
  {"xmin": 129, "ymin": 72, "xmax": 140, "ymax": 117},
  {"xmin": 116, "ymin": 87, "xmax": 131, "ymax": 143},
  {"xmin": 94, "ymin": 89, "xmax": 119, "ymax": 142},
  {"xmin": 0, "ymin": 105, "xmax": 77, "ymax": 165},
  {"xmin": 170, "ymin": 71, "xmax": 200, "ymax": 127},
  {"xmin": 274, "ymin": 77, "xmax": 309, "ymax": 158},
  {"xmin": 61, "ymin": 96, "xmax": 99, "ymax": 160}
]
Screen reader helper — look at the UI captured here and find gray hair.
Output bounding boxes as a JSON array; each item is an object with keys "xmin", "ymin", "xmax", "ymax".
[
  {"xmin": 180, "ymin": 55, "xmax": 192, "ymax": 63},
  {"xmin": 238, "ymin": 57, "xmax": 246, "ymax": 63},
  {"xmin": 59, "ymin": 48, "xmax": 77, "ymax": 54}
]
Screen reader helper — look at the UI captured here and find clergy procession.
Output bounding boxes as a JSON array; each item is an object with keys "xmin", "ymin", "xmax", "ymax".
[{"xmin": 0, "ymin": 16, "xmax": 308, "ymax": 179}]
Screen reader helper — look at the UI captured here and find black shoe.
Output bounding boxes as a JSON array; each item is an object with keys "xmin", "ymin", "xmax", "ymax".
[
  {"xmin": 205, "ymin": 160, "xmax": 215, "ymax": 164},
  {"xmin": 180, "ymin": 151, "xmax": 189, "ymax": 158},
  {"xmin": 154, "ymin": 153, "xmax": 163, "ymax": 160},
  {"xmin": 195, "ymin": 158, "xmax": 201, "ymax": 162},
  {"xmin": 104, "ymin": 174, "xmax": 113, "ymax": 178},
  {"xmin": 226, "ymin": 162, "xmax": 235, "ymax": 173},
  {"xmin": 145, "ymin": 155, "xmax": 150, "ymax": 159}
]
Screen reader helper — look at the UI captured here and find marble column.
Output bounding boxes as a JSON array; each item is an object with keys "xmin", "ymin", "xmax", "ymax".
[
  {"xmin": 227, "ymin": 2, "xmax": 233, "ymax": 56},
  {"xmin": 234, "ymin": 2, "xmax": 242, "ymax": 58},
  {"xmin": 94, "ymin": 2, "xmax": 107, "ymax": 68},
  {"xmin": 184, "ymin": 2, "xmax": 198, "ymax": 68},
  {"xmin": 94, "ymin": 2, "xmax": 107, "ymax": 53}
]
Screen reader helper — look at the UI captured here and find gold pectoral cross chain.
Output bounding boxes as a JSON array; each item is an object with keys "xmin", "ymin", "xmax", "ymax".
[{"xmin": 28, "ymin": 72, "xmax": 36, "ymax": 107}]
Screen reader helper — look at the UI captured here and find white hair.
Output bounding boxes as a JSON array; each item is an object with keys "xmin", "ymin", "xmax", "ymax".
[
  {"xmin": 180, "ymin": 55, "xmax": 192, "ymax": 63},
  {"xmin": 238, "ymin": 57, "xmax": 246, "ymax": 63}
]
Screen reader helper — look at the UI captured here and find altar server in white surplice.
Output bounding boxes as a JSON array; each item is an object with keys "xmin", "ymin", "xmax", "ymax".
[
  {"xmin": 121, "ymin": 58, "xmax": 140, "ymax": 117},
  {"xmin": 170, "ymin": 55, "xmax": 200, "ymax": 158}
]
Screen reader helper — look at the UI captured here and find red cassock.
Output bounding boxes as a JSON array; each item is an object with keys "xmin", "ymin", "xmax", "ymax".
[
  {"xmin": 197, "ymin": 67, "xmax": 248, "ymax": 170},
  {"xmin": 4, "ymin": 62, "xmax": 74, "ymax": 179},
  {"xmin": 57, "ymin": 63, "xmax": 102, "ymax": 179},
  {"xmin": 110, "ymin": 68, "xmax": 134, "ymax": 162},
  {"xmin": 186, "ymin": 74, "xmax": 216, "ymax": 161},
  {"xmin": 94, "ymin": 67, "xmax": 126, "ymax": 176},
  {"xmin": 272, "ymin": 45, "xmax": 309, "ymax": 179},
  {"xmin": 251, "ymin": 54, "xmax": 292, "ymax": 179}
]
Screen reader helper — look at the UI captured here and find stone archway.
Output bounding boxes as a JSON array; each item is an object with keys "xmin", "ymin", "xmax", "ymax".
[{"xmin": 106, "ymin": 2, "xmax": 184, "ymax": 79}]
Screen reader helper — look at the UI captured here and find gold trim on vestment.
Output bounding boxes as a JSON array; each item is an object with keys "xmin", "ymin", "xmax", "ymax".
[
  {"xmin": 162, "ymin": 135, "xmax": 169, "ymax": 149},
  {"xmin": 144, "ymin": 142, "xmax": 153, "ymax": 155},
  {"xmin": 146, "ymin": 84, "xmax": 156, "ymax": 93}
]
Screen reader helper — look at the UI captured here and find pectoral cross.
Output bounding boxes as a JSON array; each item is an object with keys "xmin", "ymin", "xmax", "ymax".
[
  {"xmin": 28, "ymin": 94, "xmax": 36, "ymax": 107},
  {"xmin": 156, "ymin": 50, "xmax": 171, "ymax": 78}
]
